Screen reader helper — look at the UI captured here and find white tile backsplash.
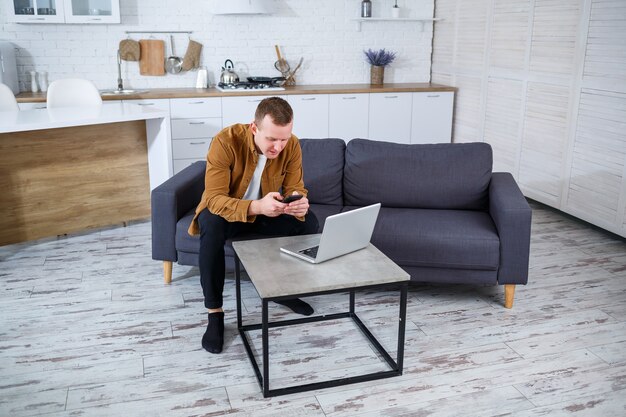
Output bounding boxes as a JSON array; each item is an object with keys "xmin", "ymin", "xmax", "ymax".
[{"xmin": 1, "ymin": 0, "xmax": 435, "ymax": 92}]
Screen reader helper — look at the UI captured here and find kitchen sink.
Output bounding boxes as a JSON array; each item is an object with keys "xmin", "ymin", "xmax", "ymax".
[{"xmin": 100, "ymin": 89, "xmax": 148, "ymax": 95}]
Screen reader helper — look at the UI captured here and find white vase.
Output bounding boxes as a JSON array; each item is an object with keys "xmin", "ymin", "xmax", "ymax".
[
  {"xmin": 38, "ymin": 71, "xmax": 48, "ymax": 92},
  {"xmin": 29, "ymin": 71, "xmax": 39, "ymax": 93}
]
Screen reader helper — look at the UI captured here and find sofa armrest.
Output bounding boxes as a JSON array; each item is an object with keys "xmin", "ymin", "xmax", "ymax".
[
  {"xmin": 489, "ymin": 172, "xmax": 532, "ymax": 285},
  {"xmin": 151, "ymin": 162, "xmax": 206, "ymax": 262}
]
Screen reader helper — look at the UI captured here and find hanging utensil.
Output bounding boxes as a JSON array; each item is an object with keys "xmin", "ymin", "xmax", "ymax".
[
  {"xmin": 285, "ymin": 57, "xmax": 304, "ymax": 83},
  {"xmin": 274, "ymin": 44, "xmax": 290, "ymax": 75},
  {"xmin": 165, "ymin": 35, "xmax": 182, "ymax": 74}
]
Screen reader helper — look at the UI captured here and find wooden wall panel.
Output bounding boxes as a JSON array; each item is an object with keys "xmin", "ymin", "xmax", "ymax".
[
  {"xmin": 451, "ymin": 75, "xmax": 484, "ymax": 143},
  {"xmin": 519, "ymin": 83, "xmax": 571, "ymax": 204},
  {"xmin": 490, "ymin": 0, "xmax": 531, "ymax": 70},
  {"xmin": 484, "ymin": 77, "xmax": 524, "ymax": 174},
  {"xmin": 583, "ymin": 1, "xmax": 626, "ymax": 92},
  {"xmin": 566, "ymin": 89, "xmax": 626, "ymax": 224},
  {"xmin": 455, "ymin": 0, "xmax": 490, "ymax": 70},
  {"xmin": 529, "ymin": 0, "xmax": 583, "ymax": 75}
]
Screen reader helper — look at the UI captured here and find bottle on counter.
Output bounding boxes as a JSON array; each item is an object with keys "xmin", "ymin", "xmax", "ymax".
[
  {"xmin": 38, "ymin": 71, "xmax": 48, "ymax": 92},
  {"xmin": 361, "ymin": 0, "xmax": 372, "ymax": 18},
  {"xmin": 29, "ymin": 70, "xmax": 39, "ymax": 93}
]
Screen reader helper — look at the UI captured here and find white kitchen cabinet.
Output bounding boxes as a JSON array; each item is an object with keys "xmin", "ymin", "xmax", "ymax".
[
  {"xmin": 6, "ymin": 0, "xmax": 65, "ymax": 23},
  {"xmin": 170, "ymin": 97, "xmax": 222, "ymax": 174},
  {"xmin": 368, "ymin": 93, "xmax": 413, "ymax": 144},
  {"xmin": 64, "ymin": 0, "xmax": 120, "ymax": 23},
  {"xmin": 6, "ymin": 0, "xmax": 120, "ymax": 23},
  {"xmin": 411, "ymin": 92, "xmax": 454, "ymax": 144},
  {"xmin": 329, "ymin": 93, "xmax": 369, "ymax": 141},
  {"xmin": 287, "ymin": 94, "xmax": 329, "ymax": 139},
  {"xmin": 124, "ymin": 98, "xmax": 170, "ymax": 114},
  {"xmin": 18, "ymin": 101, "xmax": 48, "ymax": 110},
  {"xmin": 222, "ymin": 95, "xmax": 287, "ymax": 128}
]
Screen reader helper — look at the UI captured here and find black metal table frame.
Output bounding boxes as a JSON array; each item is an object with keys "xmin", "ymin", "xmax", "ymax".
[{"xmin": 235, "ymin": 254, "xmax": 408, "ymax": 398}]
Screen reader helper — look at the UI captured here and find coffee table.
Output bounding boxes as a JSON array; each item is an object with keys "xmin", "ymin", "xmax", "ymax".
[{"xmin": 232, "ymin": 234, "xmax": 410, "ymax": 397}]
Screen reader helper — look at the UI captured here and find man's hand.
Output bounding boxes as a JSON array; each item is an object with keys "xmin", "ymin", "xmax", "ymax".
[
  {"xmin": 249, "ymin": 192, "xmax": 287, "ymax": 217},
  {"xmin": 282, "ymin": 191, "xmax": 309, "ymax": 218}
]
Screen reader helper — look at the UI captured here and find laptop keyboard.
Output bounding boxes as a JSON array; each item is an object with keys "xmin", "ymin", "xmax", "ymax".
[{"xmin": 299, "ymin": 246, "xmax": 319, "ymax": 258}]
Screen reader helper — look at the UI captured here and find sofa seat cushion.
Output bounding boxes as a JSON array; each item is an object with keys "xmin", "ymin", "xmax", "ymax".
[
  {"xmin": 175, "ymin": 206, "xmax": 340, "ymax": 257},
  {"xmin": 364, "ymin": 207, "xmax": 500, "ymax": 271},
  {"xmin": 176, "ymin": 210, "xmax": 200, "ymax": 254}
]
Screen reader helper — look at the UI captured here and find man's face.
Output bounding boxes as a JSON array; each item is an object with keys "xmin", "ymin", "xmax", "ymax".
[{"xmin": 250, "ymin": 115, "xmax": 292, "ymax": 159}]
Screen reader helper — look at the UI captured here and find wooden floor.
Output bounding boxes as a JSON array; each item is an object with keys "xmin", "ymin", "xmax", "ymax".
[{"xmin": 1, "ymin": 202, "xmax": 625, "ymax": 416}]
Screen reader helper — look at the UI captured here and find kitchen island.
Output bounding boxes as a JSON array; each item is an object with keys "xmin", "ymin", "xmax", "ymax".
[{"xmin": 0, "ymin": 102, "xmax": 170, "ymax": 245}]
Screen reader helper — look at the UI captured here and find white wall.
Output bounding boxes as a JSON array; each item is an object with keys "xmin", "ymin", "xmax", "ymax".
[
  {"xmin": 432, "ymin": 0, "xmax": 626, "ymax": 237},
  {"xmin": 1, "ymin": 0, "xmax": 435, "ymax": 91}
]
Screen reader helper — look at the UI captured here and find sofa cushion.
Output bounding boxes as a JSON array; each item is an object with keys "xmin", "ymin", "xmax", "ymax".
[
  {"xmin": 344, "ymin": 139, "xmax": 492, "ymax": 210},
  {"xmin": 176, "ymin": 210, "xmax": 200, "ymax": 254},
  {"xmin": 361, "ymin": 206, "xmax": 500, "ymax": 271},
  {"xmin": 300, "ymin": 138, "xmax": 345, "ymax": 205}
]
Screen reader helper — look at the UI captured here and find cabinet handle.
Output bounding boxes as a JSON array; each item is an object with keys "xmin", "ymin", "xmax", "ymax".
[
  {"xmin": 35, "ymin": 105, "xmax": 47, "ymax": 109},
  {"xmin": 384, "ymin": 95, "xmax": 398, "ymax": 99},
  {"xmin": 427, "ymin": 94, "xmax": 440, "ymax": 98},
  {"xmin": 189, "ymin": 101, "xmax": 205, "ymax": 104},
  {"xmin": 88, "ymin": 18, "xmax": 103, "ymax": 21},
  {"xmin": 28, "ymin": 17, "xmax": 46, "ymax": 20},
  {"xmin": 342, "ymin": 96, "xmax": 357, "ymax": 100},
  {"xmin": 189, "ymin": 142, "xmax": 206, "ymax": 145},
  {"xmin": 188, "ymin": 122, "xmax": 205, "ymax": 125},
  {"xmin": 248, "ymin": 99, "xmax": 263, "ymax": 102},
  {"xmin": 302, "ymin": 97, "xmax": 316, "ymax": 101},
  {"xmin": 137, "ymin": 103, "xmax": 155, "ymax": 106}
]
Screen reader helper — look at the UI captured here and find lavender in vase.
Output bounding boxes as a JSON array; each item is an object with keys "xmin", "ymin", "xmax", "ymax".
[{"xmin": 364, "ymin": 49, "xmax": 397, "ymax": 85}]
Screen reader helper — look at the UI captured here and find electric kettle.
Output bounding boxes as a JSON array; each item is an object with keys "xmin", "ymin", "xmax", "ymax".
[{"xmin": 220, "ymin": 59, "xmax": 239, "ymax": 85}]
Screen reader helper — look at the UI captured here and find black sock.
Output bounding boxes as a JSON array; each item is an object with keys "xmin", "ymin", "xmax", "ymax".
[
  {"xmin": 274, "ymin": 298, "xmax": 314, "ymax": 316},
  {"xmin": 202, "ymin": 312, "xmax": 224, "ymax": 354}
]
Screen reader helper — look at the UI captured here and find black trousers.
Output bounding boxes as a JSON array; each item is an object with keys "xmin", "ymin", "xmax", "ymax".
[{"xmin": 198, "ymin": 208, "xmax": 319, "ymax": 309}]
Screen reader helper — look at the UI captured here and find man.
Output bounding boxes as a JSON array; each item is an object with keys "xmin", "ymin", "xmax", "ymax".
[{"xmin": 187, "ymin": 97, "xmax": 319, "ymax": 354}]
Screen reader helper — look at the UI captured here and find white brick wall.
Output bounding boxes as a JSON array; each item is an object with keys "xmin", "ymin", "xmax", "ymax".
[{"xmin": 1, "ymin": 0, "xmax": 435, "ymax": 92}]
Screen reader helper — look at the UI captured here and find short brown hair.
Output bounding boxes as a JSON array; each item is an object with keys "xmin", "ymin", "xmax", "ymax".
[{"xmin": 254, "ymin": 97, "xmax": 293, "ymax": 126}]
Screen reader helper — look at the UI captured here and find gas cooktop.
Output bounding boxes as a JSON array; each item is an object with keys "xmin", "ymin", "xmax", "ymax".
[{"xmin": 216, "ymin": 82, "xmax": 285, "ymax": 92}]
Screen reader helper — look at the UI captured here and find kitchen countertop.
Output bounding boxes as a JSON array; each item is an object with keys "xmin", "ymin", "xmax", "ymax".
[
  {"xmin": 0, "ymin": 101, "xmax": 168, "ymax": 133},
  {"xmin": 16, "ymin": 83, "xmax": 457, "ymax": 103}
]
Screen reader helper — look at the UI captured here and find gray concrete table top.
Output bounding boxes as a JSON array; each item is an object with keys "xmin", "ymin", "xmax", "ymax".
[{"xmin": 232, "ymin": 234, "xmax": 410, "ymax": 299}]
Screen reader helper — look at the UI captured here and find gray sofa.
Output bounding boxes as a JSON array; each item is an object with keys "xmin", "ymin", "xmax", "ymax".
[{"xmin": 152, "ymin": 138, "xmax": 531, "ymax": 308}]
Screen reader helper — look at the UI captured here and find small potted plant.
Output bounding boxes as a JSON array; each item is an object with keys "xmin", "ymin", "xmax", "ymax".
[{"xmin": 364, "ymin": 48, "xmax": 397, "ymax": 85}]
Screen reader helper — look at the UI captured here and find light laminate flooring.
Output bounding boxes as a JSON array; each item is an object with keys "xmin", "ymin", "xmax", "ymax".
[{"xmin": 1, "ymin": 202, "xmax": 625, "ymax": 416}]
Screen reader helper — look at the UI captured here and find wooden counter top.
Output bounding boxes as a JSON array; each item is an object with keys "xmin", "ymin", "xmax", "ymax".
[{"xmin": 16, "ymin": 83, "xmax": 456, "ymax": 103}]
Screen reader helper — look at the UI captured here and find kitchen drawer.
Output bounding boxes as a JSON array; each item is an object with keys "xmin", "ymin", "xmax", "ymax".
[
  {"xmin": 222, "ymin": 95, "xmax": 287, "ymax": 127},
  {"xmin": 125, "ymin": 99, "xmax": 170, "ymax": 115},
  {"xmin": 171, "ymin": 118, "xmax": 222, "ymax": 139},
  {"xmin": 172, "ymin": 138, "xmax": 212, "ymax": 160},
  {"xmin": 170, "ymin": 97, "xmax": 221, "ymax": 119},
  {"xmin": 173, "ymin": 158, "xmax": 205, "ymax": 175},
  {"xmin": 18, "ymin": 102, "xmax": 47, "ymax": 110}
]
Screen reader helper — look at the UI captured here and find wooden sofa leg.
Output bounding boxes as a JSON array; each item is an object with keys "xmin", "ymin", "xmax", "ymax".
[
  {"xmin": 164, "ymin": 261, "xmax": 173, "ymax": 284},
  {"xmin": 504, "ymin": 284, "xmax": 515, "ymax": 309}
]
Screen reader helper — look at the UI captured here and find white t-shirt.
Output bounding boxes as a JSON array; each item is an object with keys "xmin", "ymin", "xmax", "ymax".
[{"xmin": 242, "ymin": 154, "xmax": 267, "ymax": 201}]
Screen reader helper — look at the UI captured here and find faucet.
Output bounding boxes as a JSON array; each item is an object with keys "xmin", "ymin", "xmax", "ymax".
[{"xmin": 116, "ymin": 49, "xmax": 123, "ymax": 91}]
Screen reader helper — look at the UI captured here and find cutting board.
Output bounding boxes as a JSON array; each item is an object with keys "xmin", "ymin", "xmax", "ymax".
[{"xmin": 139, "ymin": 39, "xmax": 165, "ymax": 76}]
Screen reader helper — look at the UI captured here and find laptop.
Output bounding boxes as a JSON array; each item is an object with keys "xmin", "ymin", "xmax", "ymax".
[{"xmin": 280, "ymin": 203, "xmax": 381, "ymax": 264}]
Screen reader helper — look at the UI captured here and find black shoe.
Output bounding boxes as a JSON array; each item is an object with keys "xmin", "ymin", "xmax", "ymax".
[
  {"xmin": 274, "ymin": 298, "xmax": 314, "ymax": 316},
  {"xmin": 202, "ymin": 312, "xmax": 224, "ymax": 354}
]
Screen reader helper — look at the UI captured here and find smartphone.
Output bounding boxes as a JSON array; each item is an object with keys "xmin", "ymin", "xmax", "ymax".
[{"xmin": 282, "ymin": 194, "xmax": 303, "ymax": 204}]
